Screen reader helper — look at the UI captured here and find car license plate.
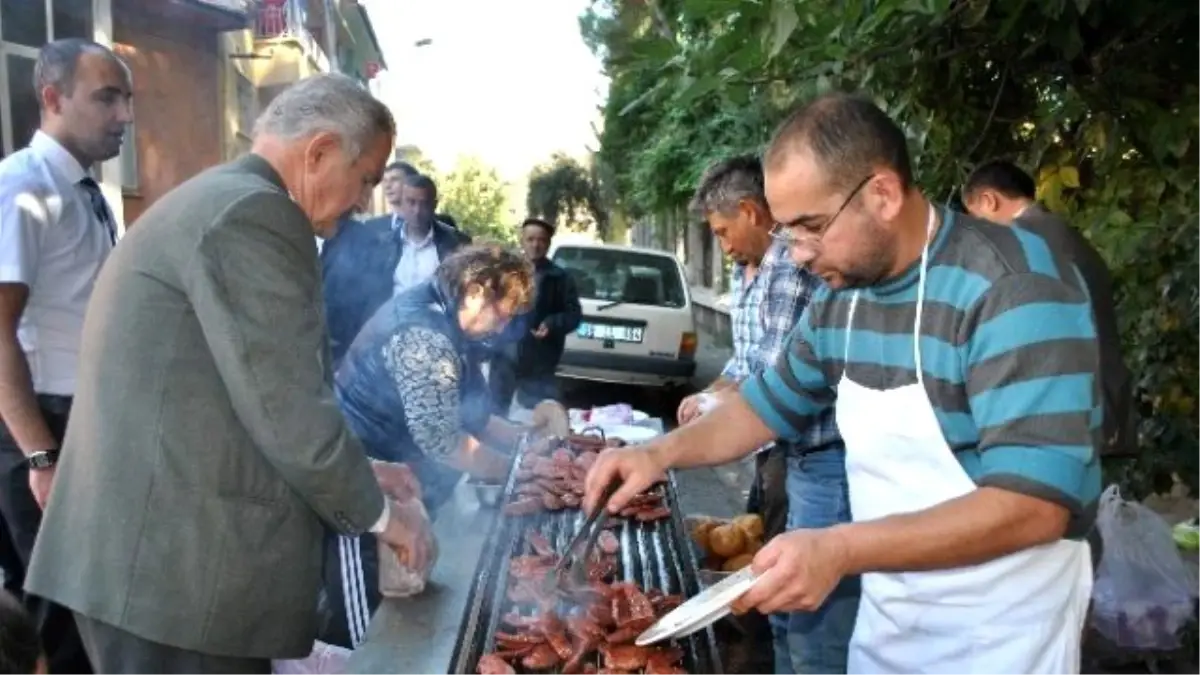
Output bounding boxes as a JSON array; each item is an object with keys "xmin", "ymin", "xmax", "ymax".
[{"xmin": 577, "ymin": 322, "xmax": 644, "ymax": 343}]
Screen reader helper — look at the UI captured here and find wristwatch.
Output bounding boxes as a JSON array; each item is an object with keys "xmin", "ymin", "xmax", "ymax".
[{"xmin": 26, "ymin": 449, "xmax": 59, "ymax": 470}]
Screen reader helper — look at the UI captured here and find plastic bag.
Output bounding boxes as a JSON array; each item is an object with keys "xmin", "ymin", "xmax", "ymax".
[
  {"xmin": 271, "ymin": 640, "xmax": 352, "ymax": 674},
  {"xmin": 1091, "ymin": 484, "xmax": 1198, "ymax": 650},
  {"xmin": 377, "ymin": 496, "xmax": 437, "ymax": 598},
  {"xmin": 586, "ymin": 403, "xmax": 635, "ymax": 426}
]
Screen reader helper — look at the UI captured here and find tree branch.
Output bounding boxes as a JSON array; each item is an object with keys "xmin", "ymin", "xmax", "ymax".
[
  {"xmin": 645, "ymin": 0, "xmax": 677, "ymax": 43},
  {"xmin": 964, "ymin": 64, "xmax": 1009, "ymax": 161}
]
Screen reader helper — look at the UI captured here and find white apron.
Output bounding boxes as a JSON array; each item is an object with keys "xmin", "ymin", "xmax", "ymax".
[{"xmin": 837, "ymin": 205, "xmax": 1093, "ymax": 674}]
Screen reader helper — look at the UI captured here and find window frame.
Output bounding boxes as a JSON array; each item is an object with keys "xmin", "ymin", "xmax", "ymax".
[{"xmin": 0, "ymin": 0, "xmax": 96, "ymax": 156}]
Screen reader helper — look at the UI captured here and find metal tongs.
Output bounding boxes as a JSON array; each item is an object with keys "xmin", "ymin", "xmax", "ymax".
[
  {"xmin": 545, "ymin": 479, "xmax": 621, "ymax": 591},
  {"xmin": 578, "ymin": 425, "xmax": 607, "ymax": 443}
]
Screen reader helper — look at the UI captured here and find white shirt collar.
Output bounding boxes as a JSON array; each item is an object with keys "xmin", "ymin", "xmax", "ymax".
[
  {"xmin": 29, "ymin": 130, "xmax": 89, "ymax": 185},
  {"xmin": 396, "ymin": 218, "xmax": 435, "ymax": 247}
]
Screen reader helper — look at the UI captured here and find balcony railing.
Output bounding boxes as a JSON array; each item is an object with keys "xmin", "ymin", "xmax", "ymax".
[
  {"xmin": 255, "ymin": 0, "xmax": 305, "ymax": 39},
  {"xmin": 254, "ymin": 0, "xmax": 330, "ymax": 71}
]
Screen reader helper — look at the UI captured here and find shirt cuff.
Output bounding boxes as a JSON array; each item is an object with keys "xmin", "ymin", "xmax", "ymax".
[{"xmin": 369, "ymin": 499, "xmax": 391, "ymax": 534}]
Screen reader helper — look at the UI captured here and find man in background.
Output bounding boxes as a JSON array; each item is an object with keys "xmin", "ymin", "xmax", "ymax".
[
  {"xmin": 0, "ymin": 38, "xmax": 133, "ymax": 674},
  {"xmin": 962, "ymin": 159, "xmax": 1135, "ymax": 458},
  {"xmin": 321, "ymin": 168, "xmax": 468, "ymax": 366},
  {"xmin": 488, "ymin": 218, "xmax": 581, "ymax": 414},
  {"xmin": 675, "ymin": 155, "xmax": 853, "ymax": 674}
]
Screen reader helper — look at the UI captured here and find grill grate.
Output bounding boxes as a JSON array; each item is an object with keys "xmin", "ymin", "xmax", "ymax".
[{"xmin": 448, "ymin": 438, "xmax": 723, "ymax": 674}]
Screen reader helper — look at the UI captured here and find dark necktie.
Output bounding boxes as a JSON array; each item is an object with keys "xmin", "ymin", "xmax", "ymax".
[{"xmin": 77, "ymin": 177, "xmax": 116, "ymax": 246}]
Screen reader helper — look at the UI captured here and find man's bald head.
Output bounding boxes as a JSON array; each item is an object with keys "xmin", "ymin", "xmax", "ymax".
[{"xmin": 764, "ymin": 93, "xmax": 914, "ymax": 193}]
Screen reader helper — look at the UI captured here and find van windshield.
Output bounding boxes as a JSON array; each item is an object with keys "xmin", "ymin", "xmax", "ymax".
[{"xmin": 552, "ymin": 247, "xmax": 687, "ymax": 309}]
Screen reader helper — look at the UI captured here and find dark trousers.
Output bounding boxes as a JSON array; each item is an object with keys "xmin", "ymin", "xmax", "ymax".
[
  {"xmin": 488, "ymin": 356, "xmax": 559, "ymax": 417},
  {"xmin": 0, "ymin": 395, "xmax": 92, "ymax": 674},
  {"xmin": 317, "ymin": 533, "xmax": 382, "ymax": 650},
  {"xmin": 74, "ymin": 613, "xmax": 270, "ymax": 674},
  {"xmin": 488, "ymin": 355, "xmax": 518, "ymax": 417}
]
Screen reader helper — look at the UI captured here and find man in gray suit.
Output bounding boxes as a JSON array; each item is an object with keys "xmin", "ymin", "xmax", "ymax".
[{"xmin": 25, "ymin": 74, "xmax": 429, "ymax": 673}]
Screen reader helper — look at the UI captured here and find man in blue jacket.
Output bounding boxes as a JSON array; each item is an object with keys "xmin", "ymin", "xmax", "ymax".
[
  {"xmin": 321, "ymin": 165, "xmax": 470, "ymax": 367},
  {"xmin": 488, "ymin": 218, "xmax": 582, "ymax": 414}
]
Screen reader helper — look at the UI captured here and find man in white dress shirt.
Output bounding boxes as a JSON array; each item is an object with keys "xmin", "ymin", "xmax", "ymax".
[
  {"xmin": 0, "ymin": 38, "xmax": 132, "ymax": 674},
  {"xmin": 391, "ymin": 173, "xmax": 448, "ymax": 293}
]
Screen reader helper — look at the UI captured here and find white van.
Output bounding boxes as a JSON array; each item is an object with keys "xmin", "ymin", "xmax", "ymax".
[{"xmin": 551, "ymin": 243, "xmax": 697, "ymax": 389}]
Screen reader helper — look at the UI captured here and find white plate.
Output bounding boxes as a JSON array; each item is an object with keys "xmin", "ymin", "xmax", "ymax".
[{"xmin": 635, "ymin": 566, "xmax": 759, "ymax": 646}]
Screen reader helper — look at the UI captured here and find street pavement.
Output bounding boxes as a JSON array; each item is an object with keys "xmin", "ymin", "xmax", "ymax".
[{"xmin": 673, "ymin": 326, "xmax": 756, "ymax": 520}]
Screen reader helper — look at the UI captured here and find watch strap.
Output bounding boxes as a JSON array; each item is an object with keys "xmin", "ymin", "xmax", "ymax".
[{"xmin": 26, "ymin": 449, "xmax": 60, "ymax": 470}]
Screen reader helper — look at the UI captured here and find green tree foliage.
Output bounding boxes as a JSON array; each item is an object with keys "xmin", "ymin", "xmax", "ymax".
[
  {"xmin": 584, "ymin": 0, "xmax": 1199, "ymax": 496},
  {"xmin": 436, "ymin": 155, "xmax": 517, "ymax": 244},
  {"xmin": 526, "ymin": 153, "xmax": 612, "ymax": 237}
]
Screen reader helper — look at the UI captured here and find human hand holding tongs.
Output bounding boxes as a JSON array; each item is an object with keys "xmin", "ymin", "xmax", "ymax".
[{"xmin": 543, "ymin": 479, "xmax": 621, "ymax": 592}]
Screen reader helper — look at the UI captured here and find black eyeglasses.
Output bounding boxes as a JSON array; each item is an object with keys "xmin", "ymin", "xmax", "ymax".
[{"xmin": 770, "ymin": 174, "xmax": 874, "ymax": 250}]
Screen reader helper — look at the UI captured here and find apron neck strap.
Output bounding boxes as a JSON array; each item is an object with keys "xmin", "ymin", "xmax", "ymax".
[
  {"xmin": 912, "ymin": 203, "xmax": 937, "ymax": 381},
  {"xmin": 844, "ymin": 203, "xmax": 940, "ymax": 376}
]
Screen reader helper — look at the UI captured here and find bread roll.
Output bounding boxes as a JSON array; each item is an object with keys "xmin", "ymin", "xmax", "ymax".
[{"xmin": 708, "ymin": 524, "xmax": 747, "ymax": 558}]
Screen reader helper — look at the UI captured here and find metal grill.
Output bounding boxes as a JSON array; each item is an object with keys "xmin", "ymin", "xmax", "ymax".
[{"xmin": 448, "ymin": 439, "xmax": 723, "ymax": 674}]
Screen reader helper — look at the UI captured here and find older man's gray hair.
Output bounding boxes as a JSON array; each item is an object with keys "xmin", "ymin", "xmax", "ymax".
[
  {"xmin": 688, "ymin": 155, "xmax": 767, "ymax": 218},
  {"xmin": 253, "ymin": 73, "xmax": 395, "ymax": 158}
]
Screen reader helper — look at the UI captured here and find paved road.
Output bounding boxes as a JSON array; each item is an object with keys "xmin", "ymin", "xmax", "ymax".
[{"xmin": 557, "ymin": 326, "xmax": 754, "ymax": 520}]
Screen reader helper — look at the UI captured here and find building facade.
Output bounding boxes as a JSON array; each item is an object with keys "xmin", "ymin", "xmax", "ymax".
[{"xmin": 0, "ymin": 0, "xmax": 385, "ymax": 230}]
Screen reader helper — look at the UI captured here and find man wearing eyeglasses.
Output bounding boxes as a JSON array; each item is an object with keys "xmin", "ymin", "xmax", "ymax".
[
  {"xmin": 584, "ymin": 93, "xmax": 1099, "ymax": 673},
  {"xmin": 677, "ymin": 155, "xmax": 857, "ymax": 674}
]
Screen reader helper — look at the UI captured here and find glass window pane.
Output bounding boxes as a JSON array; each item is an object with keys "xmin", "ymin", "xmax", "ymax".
[
  {"xmin": 1, "ymin": 0, "xmax": 49, "ymax": 47},
  {"xmin": 552, "ymin": 247, "xmax": 687, "ymax": 308},
  {"xmin": 53, "ymin": 0, "xmax": 92, "ymax": 40},
  {"xmin": 6, "ymin": 55, "xmax": 38, "ymax": 150}
]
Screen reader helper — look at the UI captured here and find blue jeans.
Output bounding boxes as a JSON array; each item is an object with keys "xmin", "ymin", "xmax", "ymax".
[{"xmin": 783, "ymin": 448, "xmax": 860, "ymax": 674}]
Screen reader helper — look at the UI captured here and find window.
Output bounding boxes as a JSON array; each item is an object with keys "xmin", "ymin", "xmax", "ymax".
[
  {"xmin": 0, "ymin": 0, "xmax": 94, "ymax": 155},
  {"xmin": 552, "ymin": 247, "xmax": 687, "ymax": 309},
  {"xmin": 52, "ymin": 0, "xmax": 92, "ymax": 41},
  {"xmin": 5, "ymin": 54, "xmax": 35, "ymax": 150},
  {"xmin": 0, "ymin": 0, "xmax": 46, "ymax": 48}
]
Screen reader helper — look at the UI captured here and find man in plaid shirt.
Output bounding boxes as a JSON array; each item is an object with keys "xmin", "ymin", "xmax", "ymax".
[{"xmin": 677, "ymin": 156, "xmax": 858, "ymax": 674}]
